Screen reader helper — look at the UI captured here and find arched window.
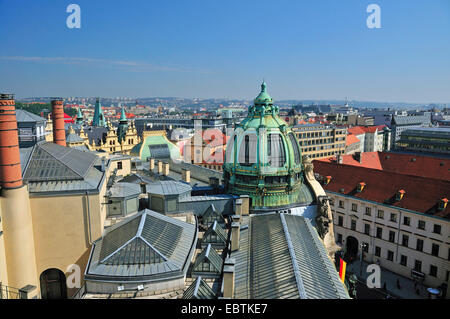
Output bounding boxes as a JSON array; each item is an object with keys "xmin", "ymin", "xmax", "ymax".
[
  {"xmin": 267, "ymin": 134, "xmax": 285, "ymax": 167},
  {"xmin": 40, "ymin": 269, "xmax": 67, "ymax": 299}
]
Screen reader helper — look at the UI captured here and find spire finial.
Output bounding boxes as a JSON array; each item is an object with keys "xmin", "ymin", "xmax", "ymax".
[{"xmin": 261, "ymin": 79, "xmax": 267, "ymax": 92}]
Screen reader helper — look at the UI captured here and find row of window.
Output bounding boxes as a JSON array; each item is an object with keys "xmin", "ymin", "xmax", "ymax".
[
  {"xmin": 336, "ymin": 235, "xmax": 443, "ymax": 278},
  {"xmin": 333, "ymin": 199, "xmax": 442, "ymax": 234}
]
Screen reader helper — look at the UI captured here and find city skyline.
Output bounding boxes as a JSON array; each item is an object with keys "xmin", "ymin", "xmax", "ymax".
[{"xmin": 1, "ymin": 0, "xmax": 450, "ymax": 103}]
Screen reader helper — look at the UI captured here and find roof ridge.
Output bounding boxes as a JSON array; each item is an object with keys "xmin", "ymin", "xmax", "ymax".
[{"xmin": 37, "ymin": 144, "xmax": 84, "ymax": 179}]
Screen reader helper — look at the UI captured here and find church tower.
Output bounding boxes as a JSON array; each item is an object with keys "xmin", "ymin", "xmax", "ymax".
[
  {"xmin": 117, "ymin": 106, "xmax": 128, "ymax": 143},
  {"xmin": 92, "ymin": 98, "xmax": 106, "ymax": 127}
]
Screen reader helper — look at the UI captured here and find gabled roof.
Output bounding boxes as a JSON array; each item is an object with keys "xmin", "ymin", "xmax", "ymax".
[
  {"xmin": 200, "ymin": 221, "xmax": 228, "ymax": 248},
  {"xmin": 232, "ymin": 213, "xmax": 349, "ymax": 299},
  {"xmin": 345, "ymin": 134, "xmax": 360, "ymax": 146},
  {"xmin": 182, "ymin": 276, "xmax": 215, "ymax": 299},
  {"xmin": 313, "ymin": 160, "xmax": 449, "ymax": 219},
  {"xmin": 201, "ymin": 204, "xmax": 226, "ymax": 226},
  {"xmin": 192, "ymin": 244, "xmax": 223, "ymax": 275},
  {"xmin": 85, "ymin": 209, "xmax": 197, "ymax": 281}
]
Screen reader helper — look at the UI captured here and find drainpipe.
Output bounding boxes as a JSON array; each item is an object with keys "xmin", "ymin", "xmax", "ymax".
[{"xmin": 85, "ymin": 191, "xmax": 92, "ymax": 244}]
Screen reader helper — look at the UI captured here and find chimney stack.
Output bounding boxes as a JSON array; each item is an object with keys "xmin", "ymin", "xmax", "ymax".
[
  {"xmin": 163, "ymin": 162, "xmax": 170, "ymax": 176},
  {"xmin": 0, "ymin": 94, "xmax": 23, "ymax": 189},
  {"xmin": 149, "ymin": 158, "xmax": 155, "ymax": 170},
  {"xmin": 182, "ymin": 168, "xmax": 191, "ymax": 183},
  {"xmin": 157, "ymin": 161, "xmax": 163, "ymax": 174},
  {"xmin": 231, "ymin": 222, "xmax": 240, "ymax": 251},
  {"xmin": 240, "ymin": 195, "xmax": 250, "ymax": 216},
  {"xmin": 223, "ymin": 257, "xmax": 235, "ymax": 298},
  {"xmin": 51, "ymin": 99, "xmax": 66, "ymax": 146}
]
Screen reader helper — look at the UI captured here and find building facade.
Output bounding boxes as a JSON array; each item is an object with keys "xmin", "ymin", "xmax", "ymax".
[
  {"xmin": 313, "ymin": 160, "xmax": 449, "ymax": 296},
  {"xmin": 291, "ymin": 124, "xmax": 347, "ymax": 160},
  {"xmin": 396, "ymin": 127, "xmax": 450, "ymax": 156}
]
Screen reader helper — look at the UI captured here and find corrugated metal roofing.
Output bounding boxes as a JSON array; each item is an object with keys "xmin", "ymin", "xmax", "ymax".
[
  {"xmin": 16, "ymin": 109, "xmax": 46, "ymax": 123},
  {"xmin": 232, "ymin": 213, "xmax": 349, "ymax": 299}
]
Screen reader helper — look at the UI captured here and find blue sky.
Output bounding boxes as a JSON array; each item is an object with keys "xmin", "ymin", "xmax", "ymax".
[{"xmin": 0, "ymin": 0, "xmax": 449, "ymax": 103}]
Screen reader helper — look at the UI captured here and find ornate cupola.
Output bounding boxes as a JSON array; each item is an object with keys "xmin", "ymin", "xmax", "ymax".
[{"xmin": 223, "ymin": 81, "xmax": 313, "ymax": 211}]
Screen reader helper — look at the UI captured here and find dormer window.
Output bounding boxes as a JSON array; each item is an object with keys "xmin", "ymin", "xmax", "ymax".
[
  {"xmin": 396, "ymin": 189, "xmax": 406, "ymax": 201},
  {"xmin": 438, "ymin": 198, "xmax": 448, "ymax": 211},
  {"xmin": 357, "ymin": 182, "xmax": 366, "ymax": 193},
  {"xmin": 324, "ymin": 176, "xmax": 332, "ymax": 185}
]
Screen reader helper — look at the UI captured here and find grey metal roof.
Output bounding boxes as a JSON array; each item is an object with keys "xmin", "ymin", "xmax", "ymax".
[
  {"xmin": 182, "ymin": 276, "xmax": 215, "ymax": 299},
  {"xmin": 19, "ymin": 142, "xmax": 105, "ymax": 194},
  {"xmin": 66, "ymin": 132, "xmax": 84, "ymax": 143},
  {"xmin": 232, "ymin": 213, "xmax": 349, "ymax": 299},
  {"xmin": 192, "ymin": 244, "xmax": 223, "ymax": 275},
  {"xmin": 201, "ymin": 204, "xmax": 226, "ymax": 226},
  {"xmin": 146, "ymin": 180, "xmax": 192, "ymax": 196},
  {"xmin": 16, "ymin": 109, "xmax": 46, "ymax": 123},
  {"xmin": 85, "ymin": 209, "xmax": 197, "ymax": 282},
  {"xmin": 107, "ymin": 182, "xmax": 141, "ymax": 198},
  {"xmin": 392, "ymin": 115, "xmax": 430, "ymax": 126},
  {"xmin": 200, "ymin": 221, "xmax": 228, "ymax": 249}
]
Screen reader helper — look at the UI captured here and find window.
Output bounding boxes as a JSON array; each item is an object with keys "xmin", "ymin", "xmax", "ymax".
[
  {"xmin": 429, "ymin": 265, "xmax": 438, "ymax": 277},
  {"xmin": 376, "ymin": 227, "xmax": 383, "ymax": 239},
  {"xmin": 418, "ymin": 220, "xmax": 425, "ymax": 230},
  {"xmin": 432, "ymin": 243, "xmax": 440, "ymax": 257},
  {"xmin": 400, "ymin": 255, "xmax": 407, "ymax": 266},
  {"xmin": 362, "ymin": 243, "xmax": 369, "ymax": 253},
  {"xmin": 117, "ymin": 161, "xmax": 123, "ymax": 170},
  {"xmin": 365, "ymin": 207, "xmax": 371, "ymax": 216},
  {"xmin": 390, "ymin": 213, "xmax": 397, "ymax": 222},
  {"xmin": 338, "ymin": 216, "xmax": 343, "ymax": 227},
  {"xmin": 387, "ymin": 250, "xmax": 394, "ymax": 261},
  {"xmin": 402, "ymin": 234, "xmax": 409, "ymax": 247},
  {"xmin": 364, "ymin": 224, "xmax": 370, "ymax": 235},
  {"xmin": 338, "ymin": 201, "xmax": 344, "ymax": 209},
  {"xmin": 267, "ymin": 134, "xmax": 285, "ymax": 167},
  {"xmin": 377, "ymin": 210, "xmax": 384, "ymax": 219},
  {"xmin": 329, "ymin": 198, "xmax": 334, "ymax": 206},
  {"xmin": 375, "ymin": 246, "xmax": 381, "ymax": 257},
  {"xmin": 351, "ymin": 203, "xmax": 358, "ymax": 212},
  {"xmin": 403, "ymin": 216, "xmax": 410, "ymax": 226},
  {"xmin": 414, "ymin": 260, "xmax": 422, "ymax": 272},
  {"xmin": 389, "ymin": 231, "xmax": 395, "ymax": 243},
  {"xmin": 351, "ymin": 219, "xmax": 356, "ymax": 231},
  {"xmin": 416, "ymin": 239, "xmax": 424, "ymax": 252},
  {"xmin": 433, "ymin": 224, "xmax": 441, "ymax": 234},
  {"xmin": 337, "ymin": 233, "xmax": 342, "ymax": 244}
]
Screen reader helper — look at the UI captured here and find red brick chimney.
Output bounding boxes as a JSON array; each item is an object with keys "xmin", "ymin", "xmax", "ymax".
[
  {"xmin": 0, "ymin": 94, "xmax": 23, "ymax": 189},
  {"xmin": 51, "ymin": 99, "xmax": 66, "ymax": 146}
]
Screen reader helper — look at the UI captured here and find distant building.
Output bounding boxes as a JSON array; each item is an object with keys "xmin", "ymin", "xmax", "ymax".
[
  {"xmin": 396, "ymin": 127, "xmax": 450, "ymax": 156},
  {"xmin": 291, "ymin": 124, "xmax": 347, "ymax": 160},
  {"xmin": 390, "ymin": 114, "xmax": 431, "ymax": 149},
  {"xmin": 16, "ymin": 109, "xmax": 47, "ymax": 148},
  {"xmin": 347, "ymin": 125, "xmax": 391, "ymax": 153}
]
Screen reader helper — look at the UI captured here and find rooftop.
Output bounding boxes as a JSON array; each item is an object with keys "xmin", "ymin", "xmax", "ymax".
[
  {"xmin": 313, "ymin": 160, "xmax": 450, "ymax": 219},
  {"xmin": 232, "ymin": 213, "xmax": 349, "ymax": 299}
]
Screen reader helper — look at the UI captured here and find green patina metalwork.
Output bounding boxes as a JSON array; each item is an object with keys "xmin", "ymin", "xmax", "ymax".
[
  {"xmin": 117, "ymin": 107, "xmax": 128, "ymax": 142},
  {"xmin": 92, "ymin": 98, "xmax": 107, "ymax": 127},
  {"xmin": 223, "ymin": 82, "xmax": 310, "ymax": 210}
]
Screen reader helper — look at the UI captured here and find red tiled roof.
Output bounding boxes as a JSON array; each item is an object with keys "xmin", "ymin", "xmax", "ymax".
[
  {"xmin": 319, "ymin": 152, "xmax": 449, "ymax": 180},
  {"xmin": 312, "ymin": 161, "xmax": 450, "ymax": 219},
  {"xmin": 345, "ymin": 134, "xmax": 360, "ymax": 146},
  {"xmin": 347, "ymin": 126, "xmax": 366, "ymax": 135},
  {"xmin": 348, "ymin": 125, "xmax": 387, "ymax": 135}
]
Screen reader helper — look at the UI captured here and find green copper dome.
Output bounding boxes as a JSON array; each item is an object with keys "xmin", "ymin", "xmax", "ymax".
[{"xmin": 223, "ymin": 82, "xmax": 312, "ymax": 211}]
